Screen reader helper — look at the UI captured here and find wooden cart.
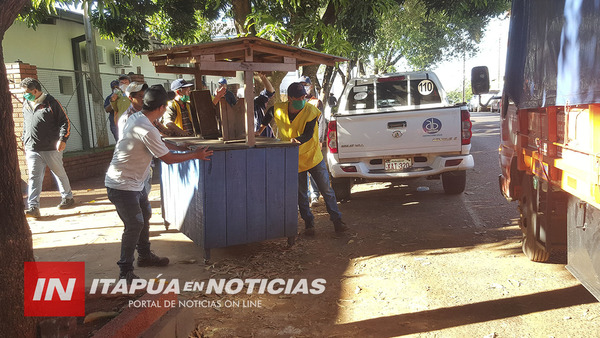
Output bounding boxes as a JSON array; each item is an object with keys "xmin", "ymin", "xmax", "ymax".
[{"xmin": 143, "ymin": 37, "xmax": 347, "ymax": 260}]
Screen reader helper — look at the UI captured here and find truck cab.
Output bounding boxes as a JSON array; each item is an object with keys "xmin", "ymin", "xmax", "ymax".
[{"xmin": 327, "ymin": 71, "xmax": 474, "ymax": 200}]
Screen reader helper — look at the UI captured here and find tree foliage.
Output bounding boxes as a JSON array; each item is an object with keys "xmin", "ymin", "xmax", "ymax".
[{"xmin": 372, "ymin": 0, "xmax": 509, "ymax": 73}]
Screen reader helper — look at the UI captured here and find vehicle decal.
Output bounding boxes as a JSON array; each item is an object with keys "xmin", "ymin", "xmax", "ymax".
[
  {"xmin": 354, "ymin": 92, "xmax": 368, "ymax": 100},
  {"xmin": 418, "ymin": 80, "xmax": 434, "ymax": 96},
  {"xmin": 422, "ymin": 118, "xmax": 442, "ymax": 134}
]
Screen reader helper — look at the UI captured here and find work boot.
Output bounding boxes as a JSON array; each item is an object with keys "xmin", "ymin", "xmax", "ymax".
[
  {"xmin": 25, "ymin": 207, "xmax": 41, "ymax": 218},
  {"xmin": 118, "ymin": 270, "xmax": 140, "ymax": 285},
  {"xmin": 304, "ymin": 219, "xmax": 315, "ymax": 236},
  {"xmin": 57, "ymin": 197, "xmax": 75, "ymax": 209},
  {"xmin": 138, "ymin": 251, "xmax": 169, "ymax": 267},
  {"xmin": 333, "ymin": 219, "xmax": 349, "ymax": 233}
]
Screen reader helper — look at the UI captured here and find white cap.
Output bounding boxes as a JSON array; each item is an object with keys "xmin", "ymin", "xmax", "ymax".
[{"xmin": 125, "ymin": 82, "xmax": 148, "ymax": 97}]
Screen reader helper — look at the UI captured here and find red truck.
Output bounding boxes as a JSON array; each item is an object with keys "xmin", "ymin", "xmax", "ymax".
[{"xmin": 473, "ymin": 0, "xmax": 600, "ymax": 300}]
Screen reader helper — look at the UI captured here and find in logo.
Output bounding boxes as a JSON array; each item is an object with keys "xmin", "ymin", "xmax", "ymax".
[
  {"xmin": 422, "ymin": 118, "xmax": 442, "ymax": 134},
  {"xmin": 24, "ymin": 262, "xmax": 85, "ymax": 317}
]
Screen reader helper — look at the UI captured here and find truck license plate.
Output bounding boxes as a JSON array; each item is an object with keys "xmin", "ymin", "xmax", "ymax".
[{"xmin": 384, "ymin": 158, "xmax": 412, "ymax": 171}]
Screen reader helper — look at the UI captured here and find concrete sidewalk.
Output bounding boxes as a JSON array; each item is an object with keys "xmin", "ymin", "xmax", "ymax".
[{"xmin": 27, "ymin": 174, "xmax": 213, "ymax": 286}]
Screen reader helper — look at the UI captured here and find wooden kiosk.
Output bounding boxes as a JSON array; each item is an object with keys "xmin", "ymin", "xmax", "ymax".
[{"xmin": 144, "ymin": 37, "xmax": 347, "ymax": 260}]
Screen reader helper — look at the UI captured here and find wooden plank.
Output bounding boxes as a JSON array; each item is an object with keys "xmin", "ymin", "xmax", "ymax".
[
  {"xmin": 177, "ymin": 160, "xmax": 203, "ymax": 245},
  {"xmin": 246, "ymin": 148, "xmax": 267, "ymax": 242},
  {"xmin": 265, "ymin": 147, "xmax": 286, "ymax": 238},
  {"xmin": 154, "ymin": 65, "xmax": 197, "ymax": 74},
  {"xmin": 152, "ymin": 56, "xmax": 198, "ymax": 66},
  {"xmin": 190, "ymin": 90, "xmax": 220, "ymax": 138},
  {"xmin": 160, "ymin": 161, "xmax": 176, "ymax": 226},
  {"xmin": 226, "ymin": 150, "xmax": 248, "ymax": 246},
  {"xmin": 244, "ymin": 72, "xmax": 255, "ymax": 146},
  {"xmin": 204, "ymin": 151, "xmax": 227, "ymax": 248},
  {"xmin": 189, "ymin": 44, "xmax": 248, "ymax": 57},
  {"xmin": 219, "ymin": 97, "xmax": 246, "ymax": 141},
  {"xmin": 200, "ymin": 55, "xmax": 215, "ymax": 62},
  {"xmin": 197, "ymin": 61, "xmax": 297, "ymax": 72},
  {"xmin": 284, "ymin": 147, "xmax": 299, "ymax": 237}
]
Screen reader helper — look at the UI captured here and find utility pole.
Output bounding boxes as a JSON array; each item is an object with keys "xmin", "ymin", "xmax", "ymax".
[
  {"xmin": 462, "ymin": 50, "xmax": 466, "ymax": 102},
  {"xmin": 83, "ymin": 3, "xmax": 108, "ymax": 148}
]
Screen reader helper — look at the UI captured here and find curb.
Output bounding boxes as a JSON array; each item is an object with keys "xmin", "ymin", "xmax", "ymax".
[{"xmin": 93, "ymin": 292, "xmax": 177, "ymax": 337}]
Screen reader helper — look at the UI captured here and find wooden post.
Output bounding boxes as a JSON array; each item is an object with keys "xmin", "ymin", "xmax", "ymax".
[{"xmin": 245, "ymin": 47, "xmax": 256, "ymax": 147}]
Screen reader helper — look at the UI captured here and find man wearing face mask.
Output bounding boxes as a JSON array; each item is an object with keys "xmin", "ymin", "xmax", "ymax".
[
  {"xmin": 110, "ymin": 74, "xmax": 132, "ymax": 134},
  {"xmin": 257, "ymin": 83, "xmax": 349, "ymax": 236},
  {"xmin": 299, "ymin": 75, "xmax": 326, "ymax": 207},
  {"xmin": 163, "ymin": 79, "xmax": 195, "ymax": 136},
  {"xmin": 21, "ymin": 78, "xmax": 75, "ymax": 218}
]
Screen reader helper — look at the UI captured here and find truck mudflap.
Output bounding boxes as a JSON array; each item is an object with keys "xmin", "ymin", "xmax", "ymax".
[{"xmin": 566, "ymin": 196, "xmax": 600, "ymax": 302}]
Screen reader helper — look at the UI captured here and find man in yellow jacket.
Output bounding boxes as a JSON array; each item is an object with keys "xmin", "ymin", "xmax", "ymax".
[
  {"xmin": 258, "ymin": 82, "xmax": 348, "ymax": 236},
  {"xmin": 163, "ymin": 79, "xmax": 195, "ymax": 136}
]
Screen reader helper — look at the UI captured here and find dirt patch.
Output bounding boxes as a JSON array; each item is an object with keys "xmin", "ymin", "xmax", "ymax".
[{"xmin": 183, "ymin": 183, "xmax": 600, "ymax": 337}]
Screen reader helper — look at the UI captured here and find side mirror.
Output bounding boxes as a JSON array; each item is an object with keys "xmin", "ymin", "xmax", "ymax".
[{"xmin": 471, "ymin": 66, "xmax": 490, "ymax": 95}]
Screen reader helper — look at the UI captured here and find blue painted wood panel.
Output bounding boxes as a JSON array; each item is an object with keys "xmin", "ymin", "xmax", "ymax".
[
  {"xmin": 284, "ymin": 148, "xmax": 299, "ymax": 237},
  {"xmin": 203, "ymin": 151, "xmax": 227, "ymax": 248},
  {"xmin": 246, "ymin": 148, "xmax": 267, "ymax": 243},
  {"xmin": 225, "ymin": 149, "xmax": 248, "ymax": 246},
  {"xmin": 161, "ymin": 144, "xmax": 298, "ymax": 253},
  {"xmin": 265, "ymin": 147, "xmax": 286, "ymax": 239}
]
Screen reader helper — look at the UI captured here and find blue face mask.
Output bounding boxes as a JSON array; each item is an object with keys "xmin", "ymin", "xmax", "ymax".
[{"xmin": 291, "ymin": 99, "xmax": 306, "ymax": 110}]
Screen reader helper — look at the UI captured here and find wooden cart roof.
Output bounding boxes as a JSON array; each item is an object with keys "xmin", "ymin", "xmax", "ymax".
[{"xmin": 141, "ymin": 36, "xmax": 348, "ymax": 76}]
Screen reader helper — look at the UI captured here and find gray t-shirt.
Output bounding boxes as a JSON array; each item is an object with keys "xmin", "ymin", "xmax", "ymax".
[{"xmin": 105, "ymin": 112, "xmax": 169, "ymax": 191}]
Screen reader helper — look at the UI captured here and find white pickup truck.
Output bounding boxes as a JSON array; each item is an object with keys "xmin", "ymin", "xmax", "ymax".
[{"xmin": 326, "ymin": 71, "xmax": 474, "ymax": 200}]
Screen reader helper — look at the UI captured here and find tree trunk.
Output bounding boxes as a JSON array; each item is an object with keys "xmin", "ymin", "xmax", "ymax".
[
  {"xmin": 0, "ymin": 0, "xmax": 37, "ymax": 336},
  {"xmin": 232, "ymin": 0, "xmax": 255, "ymax": 35}
]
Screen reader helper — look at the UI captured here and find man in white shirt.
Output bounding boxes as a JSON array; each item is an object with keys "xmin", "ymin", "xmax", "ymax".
[{"xmin": 105, "ymin": 85, "xmax": 213, "ymax": 283}]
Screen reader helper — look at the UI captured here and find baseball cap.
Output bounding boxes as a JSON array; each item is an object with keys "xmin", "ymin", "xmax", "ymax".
[
  {"xmin": 298, "ymin": 76, "xmax": 311, "ymax": 85},
  {"xmin": 110, "ymin": 80, "xmax": 119, "ymax": 89},
  {"xmin": 287, "ymin": 82, "xmax": 307, "ymax": 98},
  {"xmin": 218, "ymin": 78, "xmax": 227, "ymax": 85},
  {"xmin": 171, "ymin": 79, "xmax": 194, "ymax": 91},
  {"xmin": 143, "ymin": 85, "xmax": 168, "ymax": 111},
  {"xmin": 125, "ymin": 82, "xmax": 148, "ymax": 97}
]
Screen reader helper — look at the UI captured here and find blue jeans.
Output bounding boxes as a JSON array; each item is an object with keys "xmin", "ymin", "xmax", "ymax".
[
  {"xmin": 308, "ymin": 174, "xmax": 320, "ymax": 199},
  {"xmin": 25, "ymin": 150, "xmax": 73, "ymax": 208},
  {"xmin": 298, "ymin": 159, "xmax": 342, "ymax": 226},
  {"xmin": 107, "ymin": 187, "xmax": 152, "ymax": 273},
  {"xmin": 109, "ymin": 111, "xmax": 118, "ymax": 142}
]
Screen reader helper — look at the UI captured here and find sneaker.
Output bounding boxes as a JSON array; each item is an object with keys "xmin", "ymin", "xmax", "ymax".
[
  {"xmin": 138, "ymin": 251, "xmax": 169, "ymax": 267},
  {"xmin": 333, "ymin": 219, "xmax": 349, "ymax": 233},
  {"xmin": 310, "ymin": 197, "xmax": 319, "ymax": 207},
  {"xmin": 25, "ymin": 207, "xmax": 41, "ymax": 218},
  {"xmin": 118, "ymin": 270, "xmax": 140, "ymax": 284},
  {"xmin": 57, "ymin": 197, "xmax": 75, "ymax": 209}
]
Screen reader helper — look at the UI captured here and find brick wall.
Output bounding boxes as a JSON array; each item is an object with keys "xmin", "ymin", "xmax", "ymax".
[{"xmin": 7, "ymin": 62, "xmax": 114, "ymax": 191}]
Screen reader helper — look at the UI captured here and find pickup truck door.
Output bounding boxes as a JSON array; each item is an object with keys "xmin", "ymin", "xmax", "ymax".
[{"xmin": 335, "ymin": 107, "xmax": 463, "ymax": 159}]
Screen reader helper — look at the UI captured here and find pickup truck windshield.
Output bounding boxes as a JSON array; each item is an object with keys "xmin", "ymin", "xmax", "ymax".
[{"xmin": 345, "ymin": 78, "xmax": 442, "ymax": 112}]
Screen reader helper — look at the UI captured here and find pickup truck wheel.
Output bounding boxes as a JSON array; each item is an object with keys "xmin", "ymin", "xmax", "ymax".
[
  {"xmin": 442, "ymin": 171, "xmax": 466, "ymax": 195},
  {"xmin": 331, "ymin": 177, "xmax": 352, "ymax": 201},
  {"xmin": 520, "ymin": 175, "xmax": 550, "ymax": 262}
]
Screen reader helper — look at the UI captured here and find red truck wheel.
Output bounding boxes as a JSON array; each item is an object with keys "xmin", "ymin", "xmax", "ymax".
[{"xmin": 519, "ymin": 175, "xmax": 550, "ymax": 262}]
